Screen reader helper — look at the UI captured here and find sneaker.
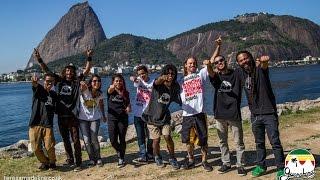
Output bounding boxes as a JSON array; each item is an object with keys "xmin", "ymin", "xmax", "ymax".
[
  {"xmin": 276, "ymin": 169, "xmax": 285, "ymax": 180},
  {"xmin": 202, "ymin": 161, "xmax": 213, "ymax": 172},
  {"xmin": 73, "ymin": 165, "xmax": 82, "ymax": 172},
  {"xmin": 169, "ymin": 158, "xmax": 180, "ymax": 170},
  {"xmin": 49, "ymin": 163, "xmax": 57, "ymax": 170},
  {"xmin": 38, "ymin": 163, "xmax": 49, "ymax": 170},
  {"xmin": 237, "ymin": 166, "xmax": 247, "ymax": 176},
  {"xmin": 217, "ymin": 164, "xmax": 232, "ymax": 174},
  {"xmin": 147, "ymin": 154, "xmax": 154, "ymax": 162},
  {"xmin": 133, "ymin": 157, "xmax": 148, "ymax": 164},
  {"xmin": 64, "ymin": 159, "xmax": 74, "ymax": 167},
  {"xmin": 87, "ymin": 160, "xmax": 96, "ymax": 167},
  {"xmin": 251, "ymin": 165, "xmax": 266, "ymax": 177},
  {"xmin": 182, "ymin": 158, "xmax": 195, "ymax": 170},
  {"xmin": 117, "ymin": 158, "xmax": 125, "ymax": 168},
  {"xmin": 154, "ymin": 156, "xmax": 165, "ymax": 168},
  {"xmin": 96, "ymin": 159, "xmax": 103, "ymax": 167}
]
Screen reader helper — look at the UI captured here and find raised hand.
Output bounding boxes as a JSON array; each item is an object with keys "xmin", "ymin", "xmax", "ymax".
[
  {"xmin": 161, "ymin": 74, "xmax": 170, "ymax": 81},
  {"xmin": 31, "ymin": 74, "xmax": 39, "ymax": 83},
  {"xmin": 86, "ymin": 48, "xmax": 93, "ymax": 57},
  {"xmin": 215, "ymin": 35, "xmax": 222, "ymax": 45},
  {"xmin": 33, "ymin": 48, "xmax": 41, "ymax": 60},
  {"xmin": 80, "ymin": 81, "xmax": 88, "ymax": 91},
  {"xmin": 259, "ymin": 56, "xmax": 270, "ymax": 63},
  {"xmin": 203, "ymin": 59, "xmax": 211, "ymax": 65},
  {"xmin": 129, "ymin": 76, "xmax": 137, "ymax": 82}
]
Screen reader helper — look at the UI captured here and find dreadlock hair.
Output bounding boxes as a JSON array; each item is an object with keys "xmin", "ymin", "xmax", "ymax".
[
  {"xmin": 61, "ymin": 65, "xmax": 77, "ymax": 80},
  {"xmin": 111, "ymin": 73, "xmax": 129, "ymax": 103},
  {"xmin": 183, "ymin": 56, "xmax": 198, "ymax": 76},
  {"xmin": 236, "ymin": 50, "xmax": 257, "ymax": 106}
]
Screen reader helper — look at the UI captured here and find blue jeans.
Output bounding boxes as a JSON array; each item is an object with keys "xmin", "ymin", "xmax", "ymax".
[
  {"xmin": 134, "ymin": 116, "xmax": 153, "ymax": 159},
  {"xmin": 250, "ymin": 114, "xmax": 285, "ymax": 170},
  {"xmin": 79, "ymin": 119, "xmax": 101, "ymax": 161}
]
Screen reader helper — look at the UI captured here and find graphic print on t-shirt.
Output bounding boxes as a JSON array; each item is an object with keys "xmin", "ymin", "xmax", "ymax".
[
  {"xmin": 45, "ymin": 96, "xmax": 53, "ymax": 106},
  {"xmin": 136, "ymin": 86, "xmax": 151, "ymax": 106},
  {"xmin": 158, "ymin": 93, "xmax": 170, "ymax": 104},
  {"xmin": 112, "ymin": 95, "xmax": 124, "ymax": 103},
  {"xmin": 218, "ymin": 80, "xmax": 232, "ymax": 92},
  {"xmin": 60, "ymin": 85, "xmax": 72, "ymax": 95},
  {"xmin": 182, "ymin": 74, "xmax": 203, "ymax": 102},
  {"xmin": 84, "ymin": 98, "xmax": 97, "ymax": 109}
]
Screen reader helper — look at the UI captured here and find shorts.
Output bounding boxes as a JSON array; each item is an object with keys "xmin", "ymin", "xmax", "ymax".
[
  {"xmin": 181, "ymin": 113, "xmax": 208, "ymax": 146},
  {"xmin": 147, "ymin": 124, "xmax": 171, "ymax": 139}
]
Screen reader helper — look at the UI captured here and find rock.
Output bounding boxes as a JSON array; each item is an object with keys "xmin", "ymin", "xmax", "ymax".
[
  {"xmin": 26, "ymin": 2, "xmax": 106, "ymax": 69},
  {"xmin": 125, "ymin": 125, "xmax": 137, "ymax": 143},
  {"xmin": 54, "ymin": 142, "xmax": 65, "ymax": 155},
  {"xmin": 99, "ymin": 141, "xmax": 110, "ymax": 149},
  {"xmin": 98, "ymin": 136, "xmax": 105, "ymax": 143},
  {"xmin": 174, "ymin": 125, "xmax": 182, "ymax": 133}
]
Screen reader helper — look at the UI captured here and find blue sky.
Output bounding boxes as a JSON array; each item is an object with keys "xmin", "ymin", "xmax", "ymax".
[{"xmin": 0, "ymin": 0, "xmax": 319, "ymax": 74}]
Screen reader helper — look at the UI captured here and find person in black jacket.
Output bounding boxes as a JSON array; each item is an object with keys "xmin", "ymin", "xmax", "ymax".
[
  {"xmin": 33, "ymin": 48, "xmax": 92, "ymax": 171},
  {"xmin": 29, "ymin": 73, "xmax": 57, "ymax": 170},
  {"xmin": 236, "ymin": 51, "xmax": 285, "ymax": 179}
]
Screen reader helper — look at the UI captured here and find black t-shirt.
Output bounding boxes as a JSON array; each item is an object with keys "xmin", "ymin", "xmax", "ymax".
[
  {"xmin": 107, "ymin": 90, "xmax": 130, "ymax": 120},
  {"xmin": 29, "ymin": 85, "xmax": 58, "ymax": 128},
  {"xmin": 142, "ymin": 81, "xmax": 182, "ymax": 126},
  {"xmin": 240, "ymin": 67, "xmax": 277, "ymax": 115},
  {"xmin": 210, "ymin": 69, "xmax": 242, "ymax": 121},
  {"xmin": 55, "ymin": 74, "xmax": 84, "ymax": 117}
]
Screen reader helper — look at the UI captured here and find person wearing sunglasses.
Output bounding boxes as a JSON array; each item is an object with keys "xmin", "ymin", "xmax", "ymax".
[
  {"xmin": 207, "ymin": 37, "xmax": 246, "ymax": 176},
  {"xmin": 236, "ymin": 51, "xmax": 285, "ymax": 179},
  {"xmin": 29, "ymin": 73, "xmax": 58, "ymax": 170},
  {"xmin": 142, "ymin": 64, "xmax": 181, "ymax": 170},
  {"xmin": 33, "ymin": 48, "xmax": 93, "ymax": 172},
  {"xmin": 78, "ymin": 74, "xmax": 106, "ymax": 168},
  {"xmin": 130, "ymin": 65, "xmax": 154, "ymax": 164}
]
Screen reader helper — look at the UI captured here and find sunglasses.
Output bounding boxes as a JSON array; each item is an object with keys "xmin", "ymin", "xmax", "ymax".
[{"xmin": 214, "ymin": 58, "xmax": 225, "ymax": 65}]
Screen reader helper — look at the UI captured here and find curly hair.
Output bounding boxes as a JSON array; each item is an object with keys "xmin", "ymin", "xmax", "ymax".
[{"xmin": 183, "ymin": 56, "xmax": 198, "ymax": 76}]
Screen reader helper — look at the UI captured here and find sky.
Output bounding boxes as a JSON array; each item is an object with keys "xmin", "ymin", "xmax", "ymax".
[{"xmin": 0, "ymin": 0, "xmax": 319, "ymax": 74}]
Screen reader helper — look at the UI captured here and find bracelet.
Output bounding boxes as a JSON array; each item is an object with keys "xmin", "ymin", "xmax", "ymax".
[{"xmin": 87, "ymin": 56, "xmax": 92, "ymax": 62}]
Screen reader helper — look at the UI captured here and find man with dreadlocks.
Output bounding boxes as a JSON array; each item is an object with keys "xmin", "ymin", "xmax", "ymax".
[
  {"xmin": 34, "ymin": 48, "xmax": 93, "ymax": 172},
  {"xmin": 236, "ymin": 51, "xmax": 285, "ymax": 179},
  {"xmin": 142, "ymin": 64, "xmax": 182, "ymax": 170}
]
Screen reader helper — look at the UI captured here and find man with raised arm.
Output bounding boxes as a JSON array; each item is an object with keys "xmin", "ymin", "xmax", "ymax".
[{"xmin": 33, "ymin": 48, "xmax": 93, "ymax": 171}]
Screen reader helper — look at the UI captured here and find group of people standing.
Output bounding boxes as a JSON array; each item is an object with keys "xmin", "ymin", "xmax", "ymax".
[{"xmin": 28, "ymin": 36, "xmax": 285, "ymax": 179}]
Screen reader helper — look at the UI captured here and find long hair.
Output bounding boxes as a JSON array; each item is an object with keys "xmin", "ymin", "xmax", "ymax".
[
  {"xmin": 161, "ymin": 64, "xmax": 180, "ymax": 95},
  {"xmin": 88, "ymin": 74, "xmax": 102, "ymax": 94},
  {"xmin": 111, "ymin": 73, "xmax": 129, "ymax": 102},
  {"xmin": 60, "ymin": 65, "xmax": 77, "ymax": 80},
  {"xmin": 236, "ymin": 50, "xmax": 256, "ymax": 105},
  {"xmin": 183, "ymin": 56, "xmax": 198, "ymax": 76}
]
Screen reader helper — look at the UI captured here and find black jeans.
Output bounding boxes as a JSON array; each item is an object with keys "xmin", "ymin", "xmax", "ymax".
[
  {"xmin": 58, "ymin": 116, "xmax": 82, "ymax": 166},
  {"xmin": 134, "ymin": 116, "xmax": 153, "ymax": 159},
  {"xmin": 108, "ymin": 115, "xmax": 128, "ymax": 159},
  {"xmin": 251, "ymin": 113, "xmax": 285, "ymax": 170}
]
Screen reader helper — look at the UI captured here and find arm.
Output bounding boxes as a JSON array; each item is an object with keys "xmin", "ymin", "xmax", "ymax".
[
  {"xmin": 125, "ymin": 104, "xmax": 132, "ymax": 114},
  {"xmin": 154, "ymin": 75, "xmax": 168, "ymax": 85},
  {"xmin": 107, "ymin": 84, "xmax": 115, "ymax": 94},
  {"xmin": 33, "ymin": 48, "xmax": 52, "ymax": 74},
  {"xmin": 130, "ymin": 75, "xmax": 141, "ymax": 87},
  {"xmin": 99, "ymin": 99, "xmax": 107, "ymax": 122},
  {"xmin": 31, "ymin": 74, "xmax": 39, "ymax": 88},
  {"xmin": 203, "ymin": 59, "xmax": 216, "ymax": 78},
  {"xmin": 83, "ymin": 49, "xmax": 93, "ymax": 76},
  {"xmin": 209, "ymin": 36, "xmax": 222, "ymax": 63},
  {"xmin": 80, "ymin": 81, "xmax": 88, "ymax": 92}
]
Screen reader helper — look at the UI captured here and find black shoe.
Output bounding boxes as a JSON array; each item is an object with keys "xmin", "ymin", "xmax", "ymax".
[
  {"xmin": 147, "ymin": 154, "xmax": 154, "ymax": 162},
  {"xmin": 49, "ymin": 163, "xmax": 57, "ymax": 170},
  {"xmin": 237, "ymin": 166, "xmax": 247, "ymax": 176},
  {"xmin": 182, "ymin": 158, "xmax": 195, "ymax": 170},
  {"xmin": 117, "ymin": 158, "xmax": 125, "ymax": 168},
  {"xmin": 64, "ymin": 159, "xmax": 74, "ymax": 167},
  {"xmin": 154, "ymin": 156, "xmax": 165, "ymax": 168},
  {"xmin": 202, "ymin": 161, "xmax": 213, "ymax": 172},
  {"xmin": 169, "ymin": 158, "xmax": 180, "ymax": 170},
  {"xmin": 73, "ymin": 165, "xmax": 82, "ymax": 172},
  {"xmin": 217, "ymin": 165, "xmax": 231, "ymax": 174},
  {"xmin": 133, "ymin": 157, "xmax": 148, "ymax": 164},
  {"xmin": 38, "ymin": 163, "xmax": 49, "ymax": 170}
]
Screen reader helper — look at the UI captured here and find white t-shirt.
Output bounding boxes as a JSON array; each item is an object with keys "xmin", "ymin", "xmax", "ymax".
[
  {"xmin": 78, "ymin": 89, "xmax": 104, "ymax": 121},
  {"xmin": 133, "ymin": 77, "xmax": 154, "ymax": 117},
  {"xmin": 181, "ymin": 67, "xmax": 208, "ymax": 116}
]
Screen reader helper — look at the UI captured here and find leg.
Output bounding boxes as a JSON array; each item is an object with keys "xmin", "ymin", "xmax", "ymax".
[
  {"xmin": 69, "ymin": 118, "xmax": 82, "ymax": 166},
  {"xmin": 108, "ymin": 120, "xmax": 121, "ymax": 154},
  {"xmin": 194, "ymin": 113, "xmax": 209, "ymax": 162},
  {"xmin": 229, "ymin": 120, "xmax": 245, "ymax": 167},
  {"xmin": 216, "ymin": 119, "xmax": 231, "ymax": 166},
  {"xmin": 90, "ymin": 120, "xmax": 101, "ymax": 161},
  {"xmin": 29, "ymin": 126, "xmax": 49, "ymax": 164},
  {"xmin": 144, "ymin": 121, "xmax": 153, "ymax": 158},
  {"xmin": 134, "ymin": 116, "xmax": 147, "ymax": 159},
  {"xmin": 117, "ymin": 120, "xmax": 128, "ymax": 159},
  {"xmin": 251, "ymin": 115, "xmax": 267, "ymax": 169},
  {"xmin": 264, "ymin": 114, "xmax": 285, "ymax": 170},
  {"xmin": 43, "ymin": 127, "xmax": 56, "ymax": 164},
  {"xmin": 58, "ymin": 117, "xmax": 74, "ymax": 163},
  {"xmin": 79, "ymin": 120, "xmax": 95, "ymax": 161},
  {"xmin": 162, "ymin": 125, "xmax": 174, "ymax": 159}
]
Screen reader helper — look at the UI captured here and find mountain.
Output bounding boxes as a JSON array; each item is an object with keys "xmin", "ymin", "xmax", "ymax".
[
  {"xmin": 26, "ymin": 2, "xmax": 106, "ymax": 69},
  {"xmin": 166, "ymin": 13, "xmax": 320, "ymax": 62}
]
